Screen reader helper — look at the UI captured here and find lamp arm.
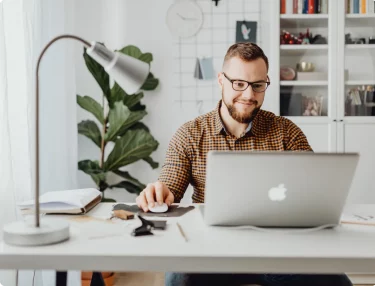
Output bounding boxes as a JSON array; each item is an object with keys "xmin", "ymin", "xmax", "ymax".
[{"xmin": 35, "ymin": 35, "xmax": 90, "ymax": 227}]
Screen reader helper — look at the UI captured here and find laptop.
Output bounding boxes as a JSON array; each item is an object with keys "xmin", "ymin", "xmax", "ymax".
[{"xmin": 202, "ymin": 151, "xmax": 359, "ymax": 227}]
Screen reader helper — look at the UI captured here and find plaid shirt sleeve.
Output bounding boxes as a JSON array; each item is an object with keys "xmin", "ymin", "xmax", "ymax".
[
  {"xmin": 158, "ymin": 124, "xmax": 191, "ymax": 203},
  {"xmin": 284, "ymin": 119, "xmax": 313, "ymax": 151}
]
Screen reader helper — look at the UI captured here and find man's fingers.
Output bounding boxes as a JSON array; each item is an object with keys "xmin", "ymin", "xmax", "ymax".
[
  {"xmin": 154, "ymin": 182, "xmax": 165, "ymax": 205},
  {"xmin": 137, "ymin": 192, "xmax": 148, "ymax": 212},
  {"xmin": 145, "ymin": 184, "xmax": 156, "ymax": 208},
  {"xmin": 165, "ymin": 191, "xmax": 174, "ymax": 206}
]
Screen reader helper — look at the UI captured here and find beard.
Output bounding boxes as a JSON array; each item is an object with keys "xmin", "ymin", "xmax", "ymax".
[{"xmin": 222, "ymin": 90, "xmax": 261, "ymax": 124}]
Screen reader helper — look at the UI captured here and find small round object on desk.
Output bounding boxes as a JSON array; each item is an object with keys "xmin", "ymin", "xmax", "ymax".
[{"xmin": 149, "ymin": 203, "xmax": 168, "ymax": 213}]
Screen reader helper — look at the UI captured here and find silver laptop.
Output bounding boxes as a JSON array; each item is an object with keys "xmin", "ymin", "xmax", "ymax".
[{"xmin": 202, "ymin": 151, "xmax": 359, "ymax": 227}]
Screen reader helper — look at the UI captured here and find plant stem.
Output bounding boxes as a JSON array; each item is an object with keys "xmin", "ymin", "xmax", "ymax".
[
  {"xmin": 100, "ymin": 120, "xmax": 106, "ymax": 169},
  {"xmin": 100, "ymin": 94, "xmax": 107, "ymax": 169}
]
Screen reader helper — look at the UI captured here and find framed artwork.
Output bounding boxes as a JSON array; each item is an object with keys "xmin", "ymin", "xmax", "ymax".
[{"xmin": 236, "ymin": 21, "xmax": 257, "ymax": 43}]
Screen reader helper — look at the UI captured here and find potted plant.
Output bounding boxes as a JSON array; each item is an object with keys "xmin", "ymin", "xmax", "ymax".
[{"xmin": 77, "ymin": 44, "xmax": 159, "ymax": 286}]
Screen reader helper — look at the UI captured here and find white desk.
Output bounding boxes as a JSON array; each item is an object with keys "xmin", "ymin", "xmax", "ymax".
[{"xmin": 1, "ymin": 203, "xmax": 375, "ymax": 275}]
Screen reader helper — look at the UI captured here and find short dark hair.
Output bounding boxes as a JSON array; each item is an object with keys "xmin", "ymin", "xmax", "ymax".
[{"xmin": 223, "ymin": 42, "xmax": 269, "ymax": 71}]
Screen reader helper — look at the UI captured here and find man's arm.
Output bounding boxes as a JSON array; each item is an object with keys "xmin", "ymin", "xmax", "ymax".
[
  {"xmin": 158, "ymin": 124, "xmax": 192, "ymax": 203},
  {"xmin": 285, "ymin": 119, "xmax": 313, "ymax": 151}
]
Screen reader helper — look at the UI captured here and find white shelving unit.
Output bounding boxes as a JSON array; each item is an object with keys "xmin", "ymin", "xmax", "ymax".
[
  {"xmin": 280, "ymin": 80, "xmax": 328, "ymax": 86},
  {"xmin": 346, "ymin": 44, "xmax": 375, "ymax": 49},
  {"xmin": 280, "ymin": 14, "xmax": 329, "ymax": 19},
  {"xmin": 270, "ymin": 1, "xmax": 375, "ymax": 210},
  {"xmin": 346, "ymin": 80, "xmax": 375, "ymax": 85},
  {"xmin": 272, "ymin": 5, "xmax": 375, "ymax": 282},
  {"xmin": 346, "ymin": 13, "xmax": 375, "ymax": 18}
]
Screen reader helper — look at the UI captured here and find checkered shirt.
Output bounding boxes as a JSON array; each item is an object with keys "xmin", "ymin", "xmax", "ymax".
[{"xmin": 158, "ymin": 100, "xmax": 313, "ymax": 203}]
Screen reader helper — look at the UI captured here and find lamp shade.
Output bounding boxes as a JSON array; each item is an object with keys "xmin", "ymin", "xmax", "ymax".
[{"xmin": 86, "ymin": 42, "xmax": 149, "ymax": 94}]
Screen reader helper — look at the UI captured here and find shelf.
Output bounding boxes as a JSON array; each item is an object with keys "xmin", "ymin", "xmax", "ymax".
[
  {"xmin": 281, "ymin": 45, "xmax": 328, "ymax": 50},
  {"xmin": 345, "ymin": 14, "xmax": 375, "ymax": 26},
  {"xmin": 343, "ymin": 117, "xmax": 375, "ymax": 124},
  {"xmin": 346, "ymin": 44, "xmax": 375, "ymax": 49},
  {"xmin": 346, "ymin": 80, "xmax": 375, "ymax": 85},
  {"xmin": 280, "ymin": 80, "xmax": 328, "ymax": 86},
  {"xmin": 280, "ymin": 14, "xmax": 329, "ymax": 19},
  {"xmin": 284, "ymin": 116, "xmax": 331, "ymax": 124},
  {"xmin": 280, "ymin": 14, "xmax": 329, "ymax": 28},
  {"xmin": 280, "ymin": 45, "xmax": 328, "ymax": 56},
  {"xmin": 346, "ymin": 14, "xmax": 375, "ymax": 18}
]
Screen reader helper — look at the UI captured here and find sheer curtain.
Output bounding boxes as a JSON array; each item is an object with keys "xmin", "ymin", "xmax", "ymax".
[
  {"xmin": 0, "ymin": 0, "xmax": 79, "ymax": 285},
  {"xmin": 0, "ymin": 1, "xmax": 37, "ymax": 284}
]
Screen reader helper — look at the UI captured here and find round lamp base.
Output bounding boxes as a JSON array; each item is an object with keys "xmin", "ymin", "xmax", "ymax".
[{"xmin": 3, "ymin": 217, "xmax": 70, "ymax": 246}]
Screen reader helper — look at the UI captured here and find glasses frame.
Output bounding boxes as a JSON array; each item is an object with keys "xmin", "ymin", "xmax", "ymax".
[{"xmin": 222, "ymin": 72, "xmax": 271, "ymax": 93}]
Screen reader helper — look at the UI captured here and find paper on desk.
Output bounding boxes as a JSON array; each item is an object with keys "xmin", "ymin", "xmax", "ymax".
[
  {"xmin": 69, "ymin": 219, "xmax": 131, "ymax": 239},
  {"xmin": 341, "ymin": 213, "xmax": 375, "ymax": 226}
]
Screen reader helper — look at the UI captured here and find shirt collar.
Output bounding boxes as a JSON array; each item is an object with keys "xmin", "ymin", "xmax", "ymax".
[{"xmin": 213, "ymin": 100, "xmax": 255, "ymax": 136}]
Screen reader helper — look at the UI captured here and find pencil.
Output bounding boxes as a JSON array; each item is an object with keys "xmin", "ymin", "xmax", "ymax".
[{"xmin": 177, "ymin": 222, "xmax": 188, "ymax": 242}]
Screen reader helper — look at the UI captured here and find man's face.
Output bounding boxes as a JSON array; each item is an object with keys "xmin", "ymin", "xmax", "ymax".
[{"xmin": 218, "ymin": 57, "xmax": 268, "ymax": 123}]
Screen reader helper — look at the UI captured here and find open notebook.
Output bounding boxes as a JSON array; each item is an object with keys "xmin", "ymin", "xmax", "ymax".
[{"xmin": 17, "ymin": 188, "xmax": 102, "ymax": 214}]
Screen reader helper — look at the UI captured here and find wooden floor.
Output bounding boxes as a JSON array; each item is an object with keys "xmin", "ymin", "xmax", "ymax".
[
  {"xmin": 112, "ymin": 272, "xmax": 370, "ymax": 286},
  {"xmin": 113, "ymin": 272, "xmax": 164, "ymax": 286}
]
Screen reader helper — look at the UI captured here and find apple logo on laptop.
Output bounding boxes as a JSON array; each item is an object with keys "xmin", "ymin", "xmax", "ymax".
[{"xmin": 268, "ymin": 184, "xmax": 287, "ymax": 201}]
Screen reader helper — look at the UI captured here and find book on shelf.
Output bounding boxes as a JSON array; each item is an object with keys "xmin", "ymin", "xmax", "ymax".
[
  {"xmin": 346, "ymin": 0, "xmax": 375, "ymax": 13},
  {"xmin": 280, "ymin": 0, "xmax": 328, "ymax": 14},
  {"xmin": 17, "ymin": 188, "xmax": 102, "ymax": 215}
]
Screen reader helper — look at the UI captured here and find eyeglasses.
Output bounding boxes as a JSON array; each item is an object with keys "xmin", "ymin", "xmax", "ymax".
[{"xmin": 222, "ymin": 72, "xmax": 270, "ymax": 93}]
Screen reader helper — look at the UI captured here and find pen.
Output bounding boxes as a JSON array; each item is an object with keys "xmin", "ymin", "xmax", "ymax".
[{"xmin": 177, "ymin": 222, "xmax": 188, "ymax": 242}]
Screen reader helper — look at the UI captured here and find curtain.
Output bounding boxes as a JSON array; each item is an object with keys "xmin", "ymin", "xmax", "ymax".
[
  {"xmin": 0, "ymin": 0, "xmax": 37, "ymax": 284},
  {"xmin": 0, "ymin": 0, "xmax": 79, "ymax": 285}
]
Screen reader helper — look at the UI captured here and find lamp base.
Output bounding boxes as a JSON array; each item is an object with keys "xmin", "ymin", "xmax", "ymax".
[{"xmin": 3, "ymin": 217, "xmax": 70, "ymax": 246}]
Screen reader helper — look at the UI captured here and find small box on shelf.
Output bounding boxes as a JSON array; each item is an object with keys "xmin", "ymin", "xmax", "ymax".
[{"xmin": 297, "ymin": 72, "xmax": 327, "ymax": 81}]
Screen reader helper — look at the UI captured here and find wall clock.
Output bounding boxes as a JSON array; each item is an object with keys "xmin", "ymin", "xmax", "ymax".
[{"xmin": 166, "ymin": 0, "xmax": 204, "ymax": 38}]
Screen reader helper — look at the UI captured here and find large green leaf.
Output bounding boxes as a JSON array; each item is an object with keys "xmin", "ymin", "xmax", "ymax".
[
  {"xmin": 102, "ymin": 197, "xmax": 116, "ymax": 203},
  {"xmin": 116, "ymin": 110, "xmax": 147, "ymax": 138},
  {"xmin": 77, "ymin": 95, "xmax": 104, "ymax": 124},
  {"xmin": 105, "ymin": 101, "xmax": 131, "ymax": 142},
  {"xmin": 104, "ymin": 129, "xmax": 159, "ymax": 171},
  {"xmin": 123, "ymin": 92, "xmax": 144, "ymax": 109},
  {"xmin": 78, "ymin": 160, "xmax": 106, "ymax": 186},
  {"xmin": 130, "ymin": 102, "xmax": 146, "ymax": 111},
  {"xmin": 83, "ymin": 47, "xmax": 110, "ymax": 98},
  {"xmin": 138, "ymin": 53, "xmax": 153, "ymax": 63},
  {"xmin": 141, "ymin": 73, "xmax": 159, "ymax": 90},
  {"xmin": 128, "ymin": 122, "xmax": 150, "ymax": 132},
  {"xmin": 109, "ymin": 181, "xmax": 143, "ymax": 194},
  {"xmin": 108, "ymin": 82, "xmax": 127, "ymax": 108},
  {"xmin": 78, "ymin": 120, "xmax": 102, "ymax": 148},
  {"xmin": 112, "ymin": 170, "xmax": 146, "ymax": 189},
  {"xmin": 118, "ymin": 45, "xmax": 142, "ymax": 58},
  {"xmin": 143, "ymin": 156, "xmax": 159, "ymax": 169}
]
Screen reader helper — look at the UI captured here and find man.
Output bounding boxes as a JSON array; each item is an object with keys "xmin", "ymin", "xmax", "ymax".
[{"xmin": 136, "ymin": 43, "xmax": 352, "ymax": 286}]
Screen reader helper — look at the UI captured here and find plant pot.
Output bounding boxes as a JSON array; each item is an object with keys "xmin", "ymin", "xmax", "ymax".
[{"xmin": 81, "ymin": 271, "xmax": 115, "ymax": 286}]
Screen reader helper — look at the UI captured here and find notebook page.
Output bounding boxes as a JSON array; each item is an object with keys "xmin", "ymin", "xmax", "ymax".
[{"xmin": 17, "ymin": 188, "xmax": 101, "ymax": 209}]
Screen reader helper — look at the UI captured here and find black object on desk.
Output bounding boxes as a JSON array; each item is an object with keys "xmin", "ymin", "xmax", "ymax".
[
  {"xmin": 131, "ymin": 215, "xmax": 168, "ymax": 237},
  {"xmin": 112, "ymin": 203, "xmax": 195, "ymax": 217}
]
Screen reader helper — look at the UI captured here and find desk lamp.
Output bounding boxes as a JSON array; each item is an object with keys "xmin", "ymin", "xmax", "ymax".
[{"xmin": 2, "ymin": 34, "xmax": 149, "ymax": 246}]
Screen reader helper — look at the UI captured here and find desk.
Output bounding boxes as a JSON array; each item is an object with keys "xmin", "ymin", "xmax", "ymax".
[{"xmin": 1, "ymin": 204, "xmax": 375, "ymax": 277}]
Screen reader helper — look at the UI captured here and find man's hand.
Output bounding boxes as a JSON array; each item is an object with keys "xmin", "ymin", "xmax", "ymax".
[{"xmin": 136, "ymin": 181, "xmax": 174, "ymax": 212}]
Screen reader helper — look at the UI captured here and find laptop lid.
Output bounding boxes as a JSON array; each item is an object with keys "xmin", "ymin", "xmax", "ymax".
[{"xmin": 203, "ymin": 151, "xmax": 359, "ymax": 227}]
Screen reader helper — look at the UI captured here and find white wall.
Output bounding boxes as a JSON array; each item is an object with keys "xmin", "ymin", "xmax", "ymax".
[{"xmin": 74, "ymin": 0, "xmax": 274, "ymax": 203}]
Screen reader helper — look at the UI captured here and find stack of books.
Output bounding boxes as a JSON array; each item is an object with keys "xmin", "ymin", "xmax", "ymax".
[
  {"xmin": 280, "ymin": 0, "xmax": 329, "ymax": 14},
  {"xmin": 346, "ymin": 0, "xmax": 375, "ymax": 14}
]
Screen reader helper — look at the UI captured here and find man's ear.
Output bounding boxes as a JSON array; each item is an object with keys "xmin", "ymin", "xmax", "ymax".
[{"xmin": 217, "ymin": 72, "xmax": 224, "ymax": 89}]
